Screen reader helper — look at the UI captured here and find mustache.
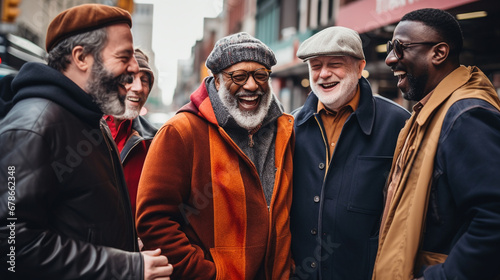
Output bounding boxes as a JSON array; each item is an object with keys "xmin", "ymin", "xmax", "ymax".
[
  {"xmin": 102, "ymin": 73, "xmax": 134, "ymax": 92},
  {"xmin": 235, "ymin": 89, "xmax": 265, "ymax": 98},
  {"xmin": 118, "ymin": 73, "xmax": 134, "ymax": 85},
  {"xmin": 391, "ymin": 66, "xmax": 405, "ymax": 72}
]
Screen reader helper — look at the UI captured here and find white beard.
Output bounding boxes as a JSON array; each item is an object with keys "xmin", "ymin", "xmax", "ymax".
[
  {"xmin": 217, "ymin": 78, "xmax": 273, "ymax": 130},
  {"xmin": 309, "ymin": 66, "xmax": 359, "ymax": 111}
]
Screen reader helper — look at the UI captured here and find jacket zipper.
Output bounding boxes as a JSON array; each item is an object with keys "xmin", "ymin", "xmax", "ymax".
[
  {"xmin": 218, "ymin": 118, "xmax": 293, "ymax": 279},
  {"xmin": 218, "ymin": 126, "xmax": 265, "ymax": 205},
  {"xmin": 100, "ymin": 124, "xmax": 137, "ymax": 252},
  {"xmin": 121, "ymin": 137, "xmax": 143, "ymax": 163}
]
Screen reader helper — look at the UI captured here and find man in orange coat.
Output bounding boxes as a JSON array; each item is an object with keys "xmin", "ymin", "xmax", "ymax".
[{"xmin": 136, "ymin": 32, "xmax": 294, "ymax": 279}]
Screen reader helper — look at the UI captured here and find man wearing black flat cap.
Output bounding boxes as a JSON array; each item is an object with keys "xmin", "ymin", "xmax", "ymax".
[
  {"xmin": 290, "ymin": 26, "xmax": 410, "ymax": 280},
  {"xmin": 0, "ymin": 4, "xmax": 172, "ymax": 280}
]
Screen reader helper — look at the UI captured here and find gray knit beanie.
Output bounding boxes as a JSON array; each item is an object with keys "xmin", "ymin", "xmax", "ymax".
[{"xmin": 205, "ymin": 32, "xmax": 277, "ymax": 74}]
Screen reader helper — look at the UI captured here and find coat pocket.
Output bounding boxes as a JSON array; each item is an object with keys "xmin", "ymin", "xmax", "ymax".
[
  {"xmin": 210, "ymin": 247, "xmax": 245, "ymax": 280},
  {"xmin": 347, "ymin": 156, "xmax": 392, "ymax": 215}
]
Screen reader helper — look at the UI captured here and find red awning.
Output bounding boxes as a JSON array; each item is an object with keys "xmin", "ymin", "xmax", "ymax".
[{"xmin": 336, "ymin": 0, "xmax": 479, "ymax": 33}]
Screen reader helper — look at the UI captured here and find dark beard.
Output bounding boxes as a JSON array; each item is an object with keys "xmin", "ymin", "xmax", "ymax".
[
  {"xmin": 403, "ymin": 72, "xmax": 428, "ymax": 102},
  {"xmin": 86, "ymin": 60, "xmax": 133, "ymax": 115}
]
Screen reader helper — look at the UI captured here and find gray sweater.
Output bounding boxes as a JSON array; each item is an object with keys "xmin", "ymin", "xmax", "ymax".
[{"xmin": 207, "ymin": 78, "xmax": 283, "ymax": 206}]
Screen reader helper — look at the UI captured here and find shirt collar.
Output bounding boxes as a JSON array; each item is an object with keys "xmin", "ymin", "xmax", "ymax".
[
  {"xmin": 104, "ymin": 115, "xmax": 133, "ymax": 139},
  {"xmin": 412, "ymin": 89, "xmax": 434, "ymax": 114}
]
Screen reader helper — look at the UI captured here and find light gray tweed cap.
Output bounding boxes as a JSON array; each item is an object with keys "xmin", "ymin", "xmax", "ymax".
[
  {"xmin": 206, "ymin": 32, "xmax": 277, "ymax": 74},
  {"xmin": 297, "ymin": 26, "xmax": 365, "ymax": 61}
]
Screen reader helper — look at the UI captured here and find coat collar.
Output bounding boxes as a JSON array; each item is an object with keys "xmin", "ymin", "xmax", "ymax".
[
  {"xmin": 416, "ymin": 65, "xmax": 472, "ymax": 126},
  {"xmin": 295, "ymin": 77, "xmax": 375, "ymax": 135},
  {"xmin": 119, "ymin": 115, "xmax": 158, "ymax": 162},
  {"xmin": 131, "ymin": 115, "xmax": 158, "ymax": 140},
  {"xmin": 177, "ymin": 77, "xmax": 218, "ymax": 125}
]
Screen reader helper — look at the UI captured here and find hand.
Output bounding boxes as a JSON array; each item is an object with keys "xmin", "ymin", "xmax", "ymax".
[{"xmin": 142, "ymin": 248, "xmax": 173, "ymax": 280}]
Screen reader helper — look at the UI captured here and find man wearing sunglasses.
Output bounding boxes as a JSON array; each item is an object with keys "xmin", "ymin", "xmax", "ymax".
[
  {"xmin": 374, "ymin": 8, "xmax": 500, "ymax": 280},
  {"xmin": 136, "ymin": 32, "xmax": 294, "ymax": 279},
  {"xmin": 290, "ymin": 26, "xmax": 410, "ymax": 280}
]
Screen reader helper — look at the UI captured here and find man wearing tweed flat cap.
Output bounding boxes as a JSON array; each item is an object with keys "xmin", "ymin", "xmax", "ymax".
[
  {"xmin": 0, "ymin": 4, "xmax": 171, "ymax": 280},
  {"xmin": 290, "ymin": 26, "xmax": 410, "ymax": 279},
  {"xmin": 136, "ymin": 32, "xmax": 294, "ymax": 279}
]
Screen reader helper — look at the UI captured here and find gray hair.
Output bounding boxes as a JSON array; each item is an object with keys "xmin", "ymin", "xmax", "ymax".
[{"xmin": 47, "ymin": 27, "xmax": 108, "ymax": 72}]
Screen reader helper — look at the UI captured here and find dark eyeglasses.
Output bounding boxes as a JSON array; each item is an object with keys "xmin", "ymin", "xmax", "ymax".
[
  {"xmin": 387, "ymin": 39, "xmax": 440, "ymax": 60},
  {"xmin": 221, "ymin": 68, "xmax": 272, "ymax": 86}
]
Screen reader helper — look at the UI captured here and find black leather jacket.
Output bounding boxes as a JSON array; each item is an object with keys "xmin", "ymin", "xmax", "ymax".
[{"xmin": 0, "ymin": 63, "xmax": 142, "ymax": 279}]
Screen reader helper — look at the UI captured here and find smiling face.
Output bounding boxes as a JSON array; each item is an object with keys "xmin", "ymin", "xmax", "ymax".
[
  {"xmin": 117, "ymin": 71, "xmax": 151, "ymax": 120},
  {"xmin": 86, "ymin": 23, "xmax": 138, "ymax": 115},
  {"xmin": 215, "ymin": 61, "xmax": 273, "ymax": 130},
  {"xmin": 386, "ymin": 20, "xmax": 440, "ymax": 101},
  {"xmin": 308, "ymin": 55, "xmax": 365, "ymax": 111}
]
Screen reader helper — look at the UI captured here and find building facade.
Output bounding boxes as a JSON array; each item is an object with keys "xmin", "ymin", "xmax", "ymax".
[
  {"xmin": 1, "ymin": 0, "xmax": 160, "ymax": 115},
  {"xmin": 173, "ymin": 0, "xmax": 500, "ymax": 112}
]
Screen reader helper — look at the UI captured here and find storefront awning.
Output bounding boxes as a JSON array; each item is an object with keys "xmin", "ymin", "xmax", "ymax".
[{"xmin": 336, "ymin": 0, "xmax": 479, "ymax": 33}]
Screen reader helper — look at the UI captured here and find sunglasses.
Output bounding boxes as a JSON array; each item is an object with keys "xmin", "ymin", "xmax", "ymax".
[
  {"xmin": 387, "ymin": 39, "xmax": 440, "ymax": 60},
  {"xmin": 221, "ymin": 68, "xmax": 272, "ymax": 86}
]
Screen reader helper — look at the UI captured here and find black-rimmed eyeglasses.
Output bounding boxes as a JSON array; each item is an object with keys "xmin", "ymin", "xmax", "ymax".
[
  {"xmin": 221, "ymin": 68, "xmax": 272, "ymax": 86},
  {"xmin": 387, "ymin": 39, "xmax": 440, "ymax": 60}
]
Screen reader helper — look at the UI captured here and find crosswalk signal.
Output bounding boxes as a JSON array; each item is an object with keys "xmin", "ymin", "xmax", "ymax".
[
  {"xmin": 117, "ymin": 0, "xmax": 134, "ymax": 14},
  {"xmin": 2, "ymin": 0, "xmax": 21, "ymax": 23}
]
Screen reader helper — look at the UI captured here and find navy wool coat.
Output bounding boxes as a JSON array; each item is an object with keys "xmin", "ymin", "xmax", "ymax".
[{"xmin": 290, "ymin": 77, "xmax": 410, "ymax": 280}]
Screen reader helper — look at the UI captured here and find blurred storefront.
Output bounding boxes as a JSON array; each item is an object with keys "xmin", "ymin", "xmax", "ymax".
[
  {"xmin": 172, "ymin": 0, "xmax": 500, "ymax": 112},
  {"xmin": 268, "ymin": 0, "xmax": 500, "ymax": 111}
]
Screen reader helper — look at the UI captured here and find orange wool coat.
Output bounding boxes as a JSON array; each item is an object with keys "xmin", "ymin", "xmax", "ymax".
[{"xmin": 136, "ymin": 79, "xmax": 294, "ymax": 280}]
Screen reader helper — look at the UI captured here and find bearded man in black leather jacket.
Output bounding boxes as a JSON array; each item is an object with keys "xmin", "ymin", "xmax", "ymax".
[{"xmin": 0, "ymin": 4, "xmax": 172, "ymax": 280}]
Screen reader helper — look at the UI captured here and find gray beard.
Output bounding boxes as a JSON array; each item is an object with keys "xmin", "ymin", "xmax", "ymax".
[
  {"xmin": 86, "ymin": 60, "xmax": 132, "ymax": 116},
  {"xmin": 217, "ymin": 78, "xmax": 273, "ymax": 130},
  {"xmin": 114, "ymin": 104, "xmax": 140, "ymax": 120}
]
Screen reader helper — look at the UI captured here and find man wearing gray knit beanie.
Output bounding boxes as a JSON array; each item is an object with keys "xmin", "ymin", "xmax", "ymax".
[{"xmin": 136, "ymin": 32, "xmax": 295, "ymax": 280}]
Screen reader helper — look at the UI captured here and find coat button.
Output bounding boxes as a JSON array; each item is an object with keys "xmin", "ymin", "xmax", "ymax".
[
  {"xmin": 318, "ymin": 162, "xmax": 325, "ymax": 169},
  {"xmin": 311, "ymin": 228, "xmax": 317, "ymax": 235},
  {"xmin": 313, "ymin": 196, "xmax": 320, "ymax": 203},
  {"xmin": 310, "ymin": 262, "xmax": 317, "ymax": 268}
]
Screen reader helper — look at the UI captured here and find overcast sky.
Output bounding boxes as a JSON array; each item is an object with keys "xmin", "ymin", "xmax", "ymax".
[{"xmin": 135, "ymin": 0, "xmax": 223, "ymax": 107}]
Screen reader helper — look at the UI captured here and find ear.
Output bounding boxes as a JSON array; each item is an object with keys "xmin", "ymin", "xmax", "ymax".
[
  {"xmin": 71, "ymin": 46, "xmax": 91, "ymax": 72},
  {"xmin": 357, "ymin": 60, "xmax": 367, "ymax": 79},
  {"xmin": 431, "ymin": 42, "xmax": 449, "ymax": 66},
  {"xmin": 214, "ymin": 74, "xmax": 220, "ymax": 91}
]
